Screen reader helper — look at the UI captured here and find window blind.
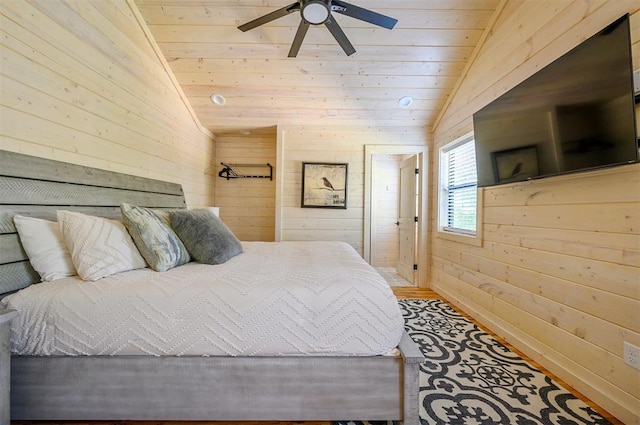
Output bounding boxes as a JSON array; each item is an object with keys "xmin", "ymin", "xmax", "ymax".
[{"xmin": 443, "ymin": 139, "xmax": 477, "ymax": 233}]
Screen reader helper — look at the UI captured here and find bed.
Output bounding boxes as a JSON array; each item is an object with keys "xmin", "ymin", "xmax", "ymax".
[{"xmin": 0, "ymin": 150, "xmax": 423, "ymax": 423}]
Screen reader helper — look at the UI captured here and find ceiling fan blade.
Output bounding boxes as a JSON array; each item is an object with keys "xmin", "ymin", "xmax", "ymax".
[
  {"xmin": 324, "ymin": 17, "xmax": 356, "ymax": 56},
  {"xmin": 288, "ymin": 20, "xmax": 311, "ymax": 57},
  {"xmin": 238, "ymin": 2, "xmax": 300, "ymax": 32},
  {"xmin": 331, "ymin": 0, "xmax": 397, "ymax": 29}
]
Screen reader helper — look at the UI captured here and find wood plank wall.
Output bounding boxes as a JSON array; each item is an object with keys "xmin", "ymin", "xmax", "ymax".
[
  {"xmin": 430, "ymin": 2, "xmax": 640, "ymax": 423},
  {"xmin": 0, "ymin": 0, "xmax": 216, "ymax": 208},
  {"xmin": 278, "ymin": 126, "xmax": 428, "ymax": 256},
  {"xmin": 214, "ymin": 132, "xmax": 277, "ymax": 241}
]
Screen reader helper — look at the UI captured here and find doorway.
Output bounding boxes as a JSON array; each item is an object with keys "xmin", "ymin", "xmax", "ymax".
[{"xmin": 364, "ymin": 145, "xmax": 428, "ymax": 287}]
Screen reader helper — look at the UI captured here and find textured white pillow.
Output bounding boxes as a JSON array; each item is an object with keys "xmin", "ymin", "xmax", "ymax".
[
  {"xmin": 13, "ymin": 215, "xmax": 76, "ymax": 281},
  {"xmin": 57, "ymin": 210, "xmax": 147, "ymax": 281}
]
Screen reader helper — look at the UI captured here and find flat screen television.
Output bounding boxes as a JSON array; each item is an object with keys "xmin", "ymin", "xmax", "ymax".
[{"xmin": 473, "ymin": 14, "xmax": 638, "ymax": 187}]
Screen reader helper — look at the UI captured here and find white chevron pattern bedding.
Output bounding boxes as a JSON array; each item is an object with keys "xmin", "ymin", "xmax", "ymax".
[{"xmin": 2, "ymin": 241, "xmax": 405, "ymax": 356}]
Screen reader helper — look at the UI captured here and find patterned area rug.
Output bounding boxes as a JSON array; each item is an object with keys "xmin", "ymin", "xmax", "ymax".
[{"xmin": 337, "ymin": 299, "xmax": 612, "ymax": 425}]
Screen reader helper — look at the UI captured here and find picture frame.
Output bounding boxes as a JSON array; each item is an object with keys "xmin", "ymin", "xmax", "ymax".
[
  {"xmin": 491, "ymin": 145, "xmax": 539, "ymax": 184},
  {"xmin": 301, "ymin": 162, "xmax": 348, "ymax": 209}
]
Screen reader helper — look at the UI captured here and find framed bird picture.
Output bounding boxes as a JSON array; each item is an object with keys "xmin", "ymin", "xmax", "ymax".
[
  {"xmin": 301, "ymin": 162, "xmax": 348, "ymax": 209},
  {"xmin": 491, "ymin": 145, "xmax": 539, "ymax": 184}
]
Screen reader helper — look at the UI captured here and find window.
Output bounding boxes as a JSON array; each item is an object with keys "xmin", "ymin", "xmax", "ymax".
[{"xmin": 439, "ymin": 134, "xmax": 478, "ymax": 236}]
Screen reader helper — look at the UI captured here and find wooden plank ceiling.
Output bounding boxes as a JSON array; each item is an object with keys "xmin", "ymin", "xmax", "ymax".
[{"xmin": 133, "ymin": 0, "xmax": 500, "ymax": 136}]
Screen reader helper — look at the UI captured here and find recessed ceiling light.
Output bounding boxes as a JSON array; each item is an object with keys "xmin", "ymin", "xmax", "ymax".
[
  {"xmin": 210, "ymin": 94, "xmax": 226, "ymax": 106},
  {"xmin": 398, "ymin": 96, "xmax": 413, "ymax": 108},
  {"xmin": 240, "ymin": 130, "xmax": 251, "ymax": 135}
]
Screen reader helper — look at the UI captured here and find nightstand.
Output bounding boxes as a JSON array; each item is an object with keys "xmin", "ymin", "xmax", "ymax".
[{"xmin": 0, "ymin": 309, "xmax": 18, "ymax": 425}]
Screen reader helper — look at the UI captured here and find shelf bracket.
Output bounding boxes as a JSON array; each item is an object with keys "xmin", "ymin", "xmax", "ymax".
[{"xmin": 218, "ymin": 162, "xmax": 273, "ymax": 180}]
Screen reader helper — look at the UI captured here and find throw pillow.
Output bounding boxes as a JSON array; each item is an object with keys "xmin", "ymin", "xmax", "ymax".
[
  {"xmin": 12, "ymin": 215, "xmax": 76, "ymax": 281},
  {"xmin": 57, "ymin": 210, "xmax": 147, "ymax": 281},
  {"xmin": 120, "ymin": 203, "xmax": 190, "ymax": 272},
  {"xmin": 169, "ymin": 209, "xmax": 243, "ymax": 265}
]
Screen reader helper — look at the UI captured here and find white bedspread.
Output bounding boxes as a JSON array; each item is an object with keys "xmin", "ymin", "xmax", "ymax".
[{"xmin": 2, "ymin": 241, "xmax": 405, "ymax": 357}]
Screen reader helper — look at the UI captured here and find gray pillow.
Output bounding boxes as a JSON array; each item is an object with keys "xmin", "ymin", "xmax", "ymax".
[
  {"xmin": 121, "ymin": 203, "xmax": 190, "ymax": 272},
  {"xmin": 169, "ymin": 209, "xmax": 243, "ymax": 265}
]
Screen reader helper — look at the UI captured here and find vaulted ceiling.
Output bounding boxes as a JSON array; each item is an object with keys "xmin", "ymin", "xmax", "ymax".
[{"xmin": 133, "ymin": 0, "xmax": 501, "ymax": 135}]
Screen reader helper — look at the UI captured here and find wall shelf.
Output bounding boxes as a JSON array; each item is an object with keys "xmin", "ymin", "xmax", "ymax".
[{"xmin": 218, "ymin": 162, "xmax": 273, "ymax": 180}]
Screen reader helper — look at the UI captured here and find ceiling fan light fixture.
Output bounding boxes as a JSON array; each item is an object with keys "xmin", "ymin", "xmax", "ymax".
[
  {"xmin": 301, "ymin": 0, "xmax": 330, "ymax": 24},
  {"xmin": 237, "ymin": 0, "xmax": 397, "ymax": 57}
]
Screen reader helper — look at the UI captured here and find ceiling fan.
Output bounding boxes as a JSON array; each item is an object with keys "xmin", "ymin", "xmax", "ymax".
[{"xmin": 237, "ymin": 0, "xmax": 397, "ymax": 57}]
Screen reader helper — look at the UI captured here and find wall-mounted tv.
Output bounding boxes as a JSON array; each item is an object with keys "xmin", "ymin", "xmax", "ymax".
[{"xmin": 473, "ymin": 15, "xmax": 638, "ymax": 187}]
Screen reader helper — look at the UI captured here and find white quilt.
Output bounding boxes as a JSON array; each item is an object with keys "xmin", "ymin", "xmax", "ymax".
[{"xmin": 2, "ymin": 241, "xmax": 405, "ymax": 357}]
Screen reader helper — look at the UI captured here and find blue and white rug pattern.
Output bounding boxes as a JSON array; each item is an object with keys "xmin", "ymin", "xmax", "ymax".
[{"xmin": 337, "ymin": 299, "xmax": 612, "ymax": 425}]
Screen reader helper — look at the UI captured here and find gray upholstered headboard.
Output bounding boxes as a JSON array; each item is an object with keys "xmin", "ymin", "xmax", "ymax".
[{"xmin": 0, "ymin": 150, "xmax": 187, "ymax": 295}]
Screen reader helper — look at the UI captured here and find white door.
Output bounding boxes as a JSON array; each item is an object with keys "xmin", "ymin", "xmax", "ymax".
[
  {"xmin": 397, "ymin": 155, "xmax": 418, "ymax": 283},
  {"xmin": 370, "ymin": 154, "xmax": 402, "ymax": 267}
]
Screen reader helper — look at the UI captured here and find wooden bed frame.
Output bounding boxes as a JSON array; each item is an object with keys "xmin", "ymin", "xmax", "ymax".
[{"xmin": 0, "ymin": 150, "xmax": 423, "ymax": 423}]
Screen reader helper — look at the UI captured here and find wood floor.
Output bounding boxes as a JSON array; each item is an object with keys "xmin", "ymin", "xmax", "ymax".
[
  {"xmin": 391, "ymin": 286, "xmax": 439, "ymax": 299},
  {"xmin": 13, "ymin": 287, "xmax": 622, "ymax": 425}
]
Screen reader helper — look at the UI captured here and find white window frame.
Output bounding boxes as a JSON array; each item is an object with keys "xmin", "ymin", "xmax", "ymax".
[{"xmin": 437, "ymin": 132, "xmax": 483, "ymax": 246}]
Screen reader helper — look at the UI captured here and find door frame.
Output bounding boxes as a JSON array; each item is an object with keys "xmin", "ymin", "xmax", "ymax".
[{"xmin": 364, "ymin": 145, "xmax": 428, "ymax": 288}]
